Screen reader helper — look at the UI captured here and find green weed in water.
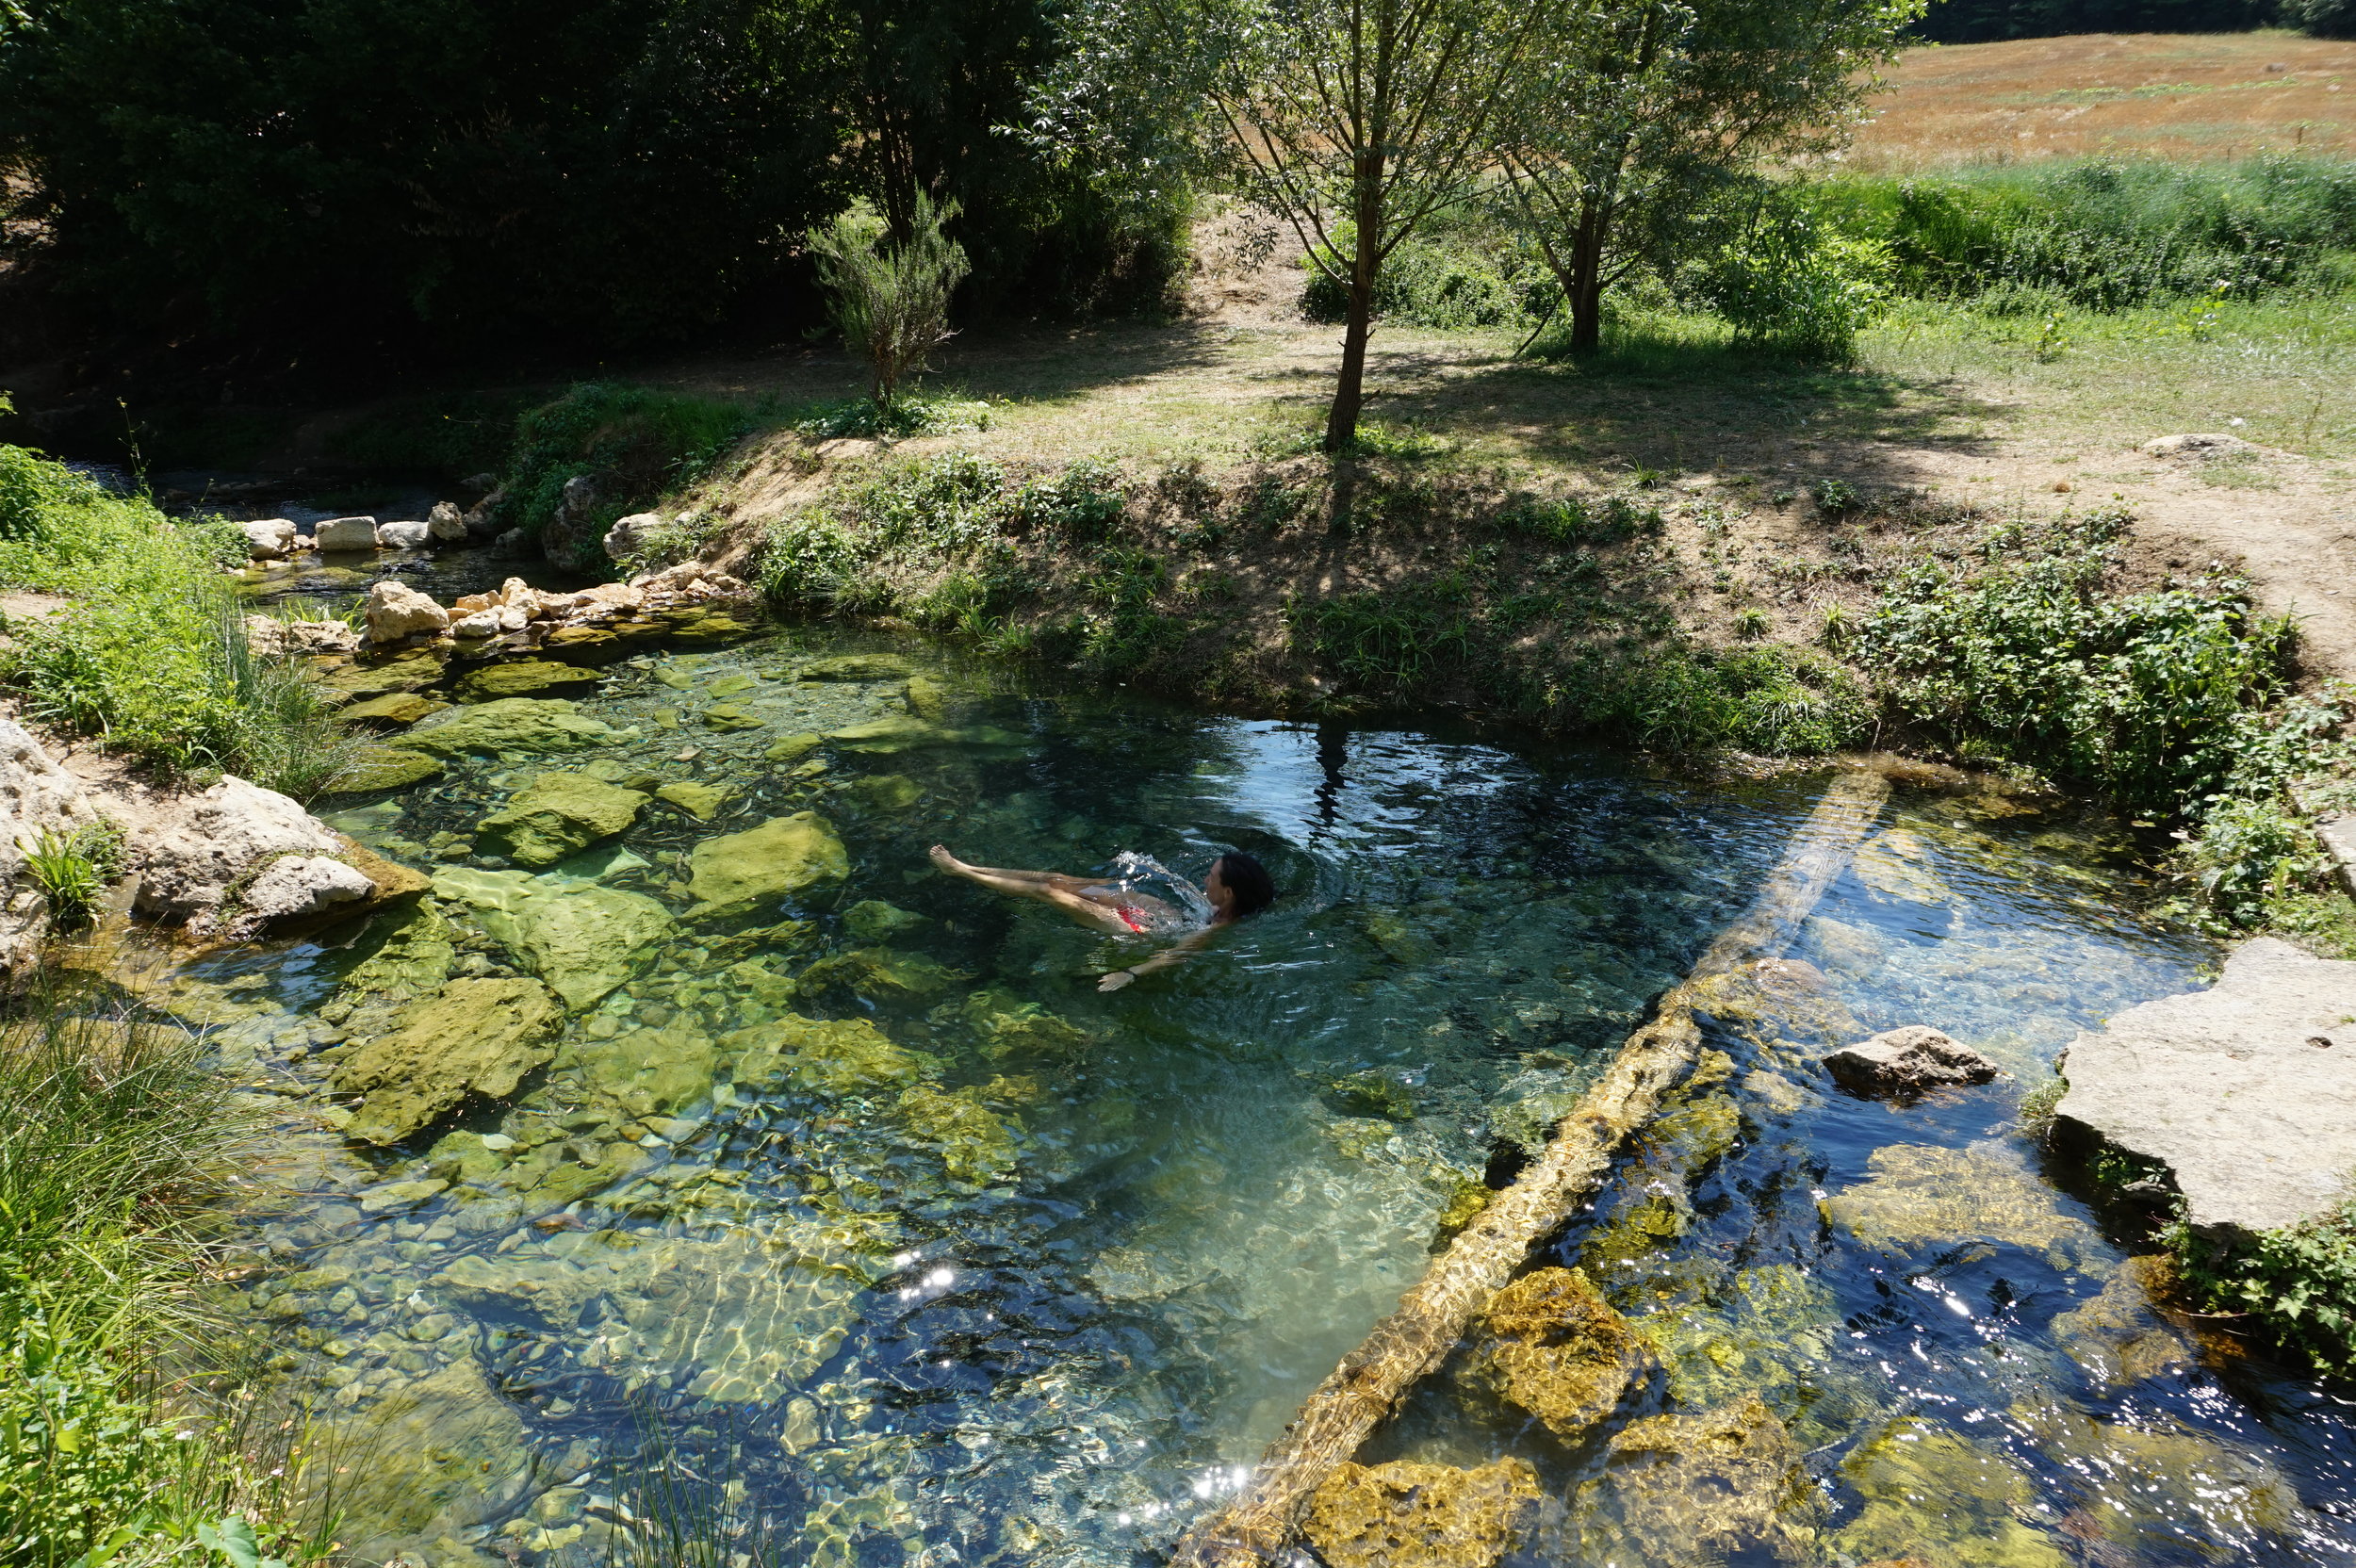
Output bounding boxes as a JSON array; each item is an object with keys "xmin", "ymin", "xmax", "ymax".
[{"xmin": 2168, "ymin": 1194, "xmax": 2356, "ymax": 1381}]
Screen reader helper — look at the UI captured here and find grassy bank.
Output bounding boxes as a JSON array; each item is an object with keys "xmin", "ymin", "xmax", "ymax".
[
  {"xmin": 0, "ymin": 1003, "xmax": 331, "ymax": 1566},
  {"xmin": 0, "ymin": 441, "xmax": 357, "ymax": 796}
]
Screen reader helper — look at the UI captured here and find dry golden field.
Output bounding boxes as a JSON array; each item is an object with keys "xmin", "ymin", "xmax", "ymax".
[{"xmin": 1850, "ymin": 31, "xmax": 2356, "ymax": 168}]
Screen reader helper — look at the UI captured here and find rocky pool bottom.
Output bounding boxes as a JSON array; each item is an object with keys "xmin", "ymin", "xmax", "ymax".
[{"xmin": 122, "ymin": 619, "xmax": 2356, "ymax": 1568}]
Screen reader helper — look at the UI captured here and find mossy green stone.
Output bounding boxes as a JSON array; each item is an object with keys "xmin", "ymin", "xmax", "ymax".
[
  {"xmin": 331, "ymin": 744, "xmax": 447, "ymax": 792},
  {"xmin": 845, "ymin": 774, "xmax": 923, "ymax": 810},
  {"xmin": 726, "ymin": 1013, "xmax": 930, "ymax": 1096},
  {"xmin": 330, "ymin": 976, "xmax": 564, "ymax": 1145},
  {"xmin": 395, "ymin": 697, "xmax": 618, "ymax": 757},
  {"xmin": 763, "ymin": 731, "xmax": 823, "ymax": 763},
  {"xmin": 321, "ymin": 649, "xmax": 447, "ymax": 698},
  {"xmin": 684, "ymin": 812, "xmax": 848, "ymax": 921},
  {"xmin": 895, "ymin": 1084, "xmax": 1017, "ymax": 1183},
  {"xmin": 478, "ymin": 772, "xmax": 649, "ymax": 868},
  {"xmin": 655, "ymin": 780, "xmax": 730, "ymax": 820},
  {"xmin": 798, "ymin": 653, "xmax": 913, "ymax": 682},
  {"xmin": 844, "ymin": 899, "xmax": 924, "ymax": 941},
  {"xmin": 342, "ymin": 691, "xmax": 448, "ymax": 727},
  {"xmin": 701, "ymin": 703, "xmax": 765, "ymax": 731},
  {"xmin": 457, "ymin": 660, "xmax": 604, "ymax": 702}
]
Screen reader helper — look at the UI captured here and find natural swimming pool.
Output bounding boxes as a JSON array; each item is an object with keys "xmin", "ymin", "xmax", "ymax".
[{"xmin": 162, "ymin": 615, "xmax": 2356, "ymax": 1567}]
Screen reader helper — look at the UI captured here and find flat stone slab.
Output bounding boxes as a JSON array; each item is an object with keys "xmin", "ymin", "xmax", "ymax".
[{"xmin": 2057, "ymin": 938, "xmax": 2356, "ymax": 1236}]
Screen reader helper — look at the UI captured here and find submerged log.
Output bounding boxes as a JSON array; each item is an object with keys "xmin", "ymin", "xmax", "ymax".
[{"xmin": 1170, "ymin": 769, "xmax": 1892, "ymax": 1568}]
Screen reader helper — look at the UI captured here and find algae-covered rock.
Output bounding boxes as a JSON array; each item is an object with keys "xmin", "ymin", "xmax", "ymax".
[
  {"xmin": 844, "ymin": 899, "xmax": 925, "ymax": 941},
  {"xmin": 1579, "ymin": 1187, "xmax": 1693, "ymax": 1277},
  {"xmin": 800, "ymin": 654, "xmax": 913, "ymax": 681},
  {"xmin": 1854, "ymin": 828, "xmax": 1951, "ymax": 906},
  {"xmin": 331, "ymin": 976, "xmax": 563, "ymax": 1144},
  {"xmin": 1326, "ymin": 1069, "xmax": 1416, "ymax": 1120},
  {"xmin": 339, "ymin": 900, "xmax": 456, "ymax": 1000},
  {"xmin": 1303, "ymin": 1459, "xmax": 1541, "ymax": 1568},
  {"xmin": 1468, "ymin": 1266, "xmax": 1656, "ymax": 1441},
  {"xmin": 701, "ymin": 702, "xmax": 765, "ymax": 731},
  {"xmin": 1639, "ymin": 1265, "xmax": 1878, "ymax": 1450},
  {"xmin": 395, "ymin": 697, "xmax": 617, "ymax": 757},
  {"xmin": 1832, "ymin": 1420, "xmax": 2069, "ymax": 1568},
  {"xmin": 1822, "ymin": 1142, "xmax": 2105, "ymax": 1272},
  {"xmin": 332, "ymin": 1355, "xmax": 534, "ymax": 1561},
  {"xmin": 1575, "ymin": 1396, "xmax": 1817, "ymax": 1565},
  {"xmin": 330, "ymin": 743, "xmax": 448, "ymax": 792},
  {"xmin": 937, "ymin": 987, "xmax": 1094, "ymax": 1058},
  {"xmin": 2048, "ymin": 1256, "xmax": 2192, "ymax": 1388},
  {"xmin": 433, "ymin": 868, "xmax": 676, "ymax": 1008},
  {"xmin": 727, "ymin": 1013, "xmax": 932, "ymax": 1097},
  {"xmin": 477, "ymin": 772, "xmax": 648, "ymax": 868},
  {"xmin": 763, "ymin": 731, "xmax": 824, "ymax": 763},
  {"xmin": 844, "ymin": 773, "xmax": 924, "ymax": 811},
  {"xmin": 798, "ymin": 945, "xmax": 962, "ymax": 999},
  {"xmin": 342, "ymin": 691, "xmax": 448, "ymax": 727},
  {"xmin": 903, "ymin": 674, "xmax": 948, "ymax": 717},
  {"xmin": 894, "ymin": 1083, "xmax": 1018, "ymax": 1183},
  {"xmin": 684, "ymin": 812, "xmax": 848, "ymax": 921},
  {"xmin": 456, "ymin": 660, "xmax": 603, "ymax": 702},
  {"xmin": 569, "ymin": 1015, "xmax": 718, "ymax": 1119},
  {"xmin": 2008, "ymin": 1397, "xmax": 2299, "ymax": 1555},
  {"xmin": 1646, "ymin": 1090, "xmax": 1741, "ymax": 1173},
  {"xmin": 319, "ymin": 648, "xmax": 446, "ymax": 699},
  {"xmin": 655, "ymin": 780, "xmax": 730, "ymax": 820}
]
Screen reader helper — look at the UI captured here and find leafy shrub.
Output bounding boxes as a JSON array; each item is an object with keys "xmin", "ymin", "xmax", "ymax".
[
  {"xmin": 1302, "ymin": 233, "xmax": 1551, "ymax": 330},
  {"xmin": 496, "ymin": 384, "xmax": 759, "ymax": 563},
  {"xmin": 2285, "ymin": 0, "xmax": 2356, "ymax": 36},
  {"xmin": 2171, "ymin": 1197, "xmax": 2356, "ymax": 1380},
  {"xmin": 808, "ymin": 193, "xmax": 972, "ymax": 412},
  {"xmin": 1692, "ymin": 207, "xmax": 1891, "ymax": 359},
  {"xmin": 18, "ymin": 823, "xmax": 124, "ymax": 927},
  {"xmin": 1856, "ymin": 510, "xmax": 2292, "ymax": 814}
]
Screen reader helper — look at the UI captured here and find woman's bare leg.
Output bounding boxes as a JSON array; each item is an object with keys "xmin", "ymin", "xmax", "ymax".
[{"xmin": 929, "ymin": 845, "xmax": 1088, "ymax": 900}]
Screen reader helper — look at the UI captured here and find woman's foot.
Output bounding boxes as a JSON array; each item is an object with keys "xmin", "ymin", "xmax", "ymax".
[{"xmin": 929, "ymin": 844, "xmax": 969, "ymax": 876}]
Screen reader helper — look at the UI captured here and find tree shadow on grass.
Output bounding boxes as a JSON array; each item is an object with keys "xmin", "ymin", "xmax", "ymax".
[{"xmin": 1366, "ymin": 321, "xmax": 2018, "ymax": 491}]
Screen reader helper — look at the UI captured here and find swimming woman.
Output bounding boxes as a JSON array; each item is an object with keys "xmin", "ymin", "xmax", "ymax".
[{"xmin": 927, "ymin": 845, "xmax": 1275, "ymax": 990}]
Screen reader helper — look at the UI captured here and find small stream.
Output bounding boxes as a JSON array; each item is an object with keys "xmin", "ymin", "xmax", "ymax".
[{"xmin": 133, "ymin": 591, "xmax": 2356, "ymax": 1567}]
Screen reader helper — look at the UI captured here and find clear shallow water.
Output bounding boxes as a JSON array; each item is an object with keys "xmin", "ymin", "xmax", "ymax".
[{"xmin": 148, "ymin": 623, "xmax": 2356, "ymax": 1568}]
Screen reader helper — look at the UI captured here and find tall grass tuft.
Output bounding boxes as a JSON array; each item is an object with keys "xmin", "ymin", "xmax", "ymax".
[{"xmin": 0, "ymin": 995, "xmax": 332, "ymax": 1567}]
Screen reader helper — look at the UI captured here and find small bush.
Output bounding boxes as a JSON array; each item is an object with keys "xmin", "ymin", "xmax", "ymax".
[
  {"xmin": 808, "ymin": 193, "xmax": 973, "ymax": 413},
  {"xmin": 1857, "ymin": 510, "xmax": 2292, "ymax": 814},
  {"xmin": 1692, "ymin": 208, "xmax": 1891, "ymax": 360},
  {"xmin": 1302, "ymin": 232, "xmax": 1551, "ymax": 331},
  {"xmin": 2171, "ymin": 1196, "xmax": 2356, "ymax": 1380},
  {"xmin": 495, "ymin": 384, "xmax": 759, "ymax": 565},
  {"xmin": 1498, "ymin": 494, "xmax": 1662, "ymax": 547}
]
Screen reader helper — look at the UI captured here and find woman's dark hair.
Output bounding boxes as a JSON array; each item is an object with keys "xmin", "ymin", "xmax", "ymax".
[{"xmin": 1212, "ymin": 852, "xmax": 1276, "ymax": 917}]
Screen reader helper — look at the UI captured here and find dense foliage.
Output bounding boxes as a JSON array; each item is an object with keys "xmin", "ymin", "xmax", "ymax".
[
  {"xmin": 0, "ymin": 0, "xmax": 1186, "ymax": 347},
  {"xmin": 1808, "ymin": 156, "xmax": 2356, "ymax": 309},
  {"xmin": 0, "ymin": 447, "xmax": 355, "ymax": 792},
  {"xmin": 492, "ymin": 383, "xmax": 761, "ymax": 566},
  {"xmin": 2172, "ymin": 1199, "xmax": 2356, "ymax": 1380},
  {"xmin": 1917, "ymin": 0, "xmax": 2315, "ymax": 41}
]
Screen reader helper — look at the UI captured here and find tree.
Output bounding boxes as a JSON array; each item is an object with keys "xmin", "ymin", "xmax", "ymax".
[
  {"xmin": 808, "ymin": 191, "xmax": 972, "ymax": 414},
  {"xmin": 1041, "ymin": 0, "xmax": 1566, "ymax": 449},
  {"xmin": 1496, "ymin": 0, "xmax": 1919, "ymax": 354}
]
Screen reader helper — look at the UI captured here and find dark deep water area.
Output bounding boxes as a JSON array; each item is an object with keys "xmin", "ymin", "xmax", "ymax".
[{"xmin": 148, "ymin": 610, "xmax": 2356, "ymax": 1568}]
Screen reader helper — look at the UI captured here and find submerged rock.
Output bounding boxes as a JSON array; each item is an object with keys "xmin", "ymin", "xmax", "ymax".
[
  {"xmin": 331, "ymin": 976, "xmax": 563, "ymax": 1144},
  {"xmin": 393, "ymin": 697, "xmax": 618, "ymax": 758},
  {"xmin": 798, "ymin": 944, "xmax": 962, "ymax": 999},
  {"xmin": 1326, "ymin": 1069, "xmax": 1417, "ymax": 1120},
  {"xmin": 456, "ymin": 659, "xmax": 603, "ymax": 702},
  {"xmin": 1575, "ymin": 1396, "xmax": 1817, "ymax": 1564},
  {"xmin": 432, "ymin": 867, "xmax": 676, "ymax": 1007},
  {"xmin": 1833, "ymin": 1419, "xmax": 2069, "ymax": 1568},
  {"xmin": 2055, "ymin": 937, "xmax": 2356, "ymax": 1237},
  {"xmin": 2048, "ymin": 1256, "xmax": 2192, "ymax": 1388},
  {"xmin": 332, "ymin": 1356, "xmax": 535, "ymax": 1563},
  {"xmin": 684, "ymin": 812, "xmax": 848, "ymax": 921},
  {"xmin": 844, "ymin": 899, "xmax": 924, "ymax": 941},
  {"xmin": 727, "ymin": 1013, "xmax": 932, "ymax": 1096},
  {"xmin": 340, "ymin": 692, "xmax": 447, "ymax": 728},
  {"xmin": 894, "ymin": 1083, "xmax": 1018, "ymax": 1182},
  {"xmin": 654, "ymin": 780, "xmax": 730, "ymax": 820},
  {"xmin": 763, "ymin": 731, "xmax": 824, "ymax": 763},
  {"xmin": 799, "ymin": 654, "xmax": 913, "ymax": 682},
  {"xmin": 1853, "ymin": 828, "xmax": 1951, "ymax": 906},
  {"xmin": 1467, "ymin": 1266, "xmax": 1656, "ymax": 1441},
  {"xmin": 568, "ymin": 1015, "xmax": 717, "ymax": 1119},
  {"xmin": 1822, "ymin": 1142, "xmax": 2104, "ymax": 1272},
  {"xmin": 938, "ymin": 987, "xmax": 1094, "ymax": 1059},
  {"xmin": 1825, "ymin": 1025, "xmax": 2000, "ymax": 1098},
  {"xmin": 332, "ymin": 744, "xmax": 447, "ymax": 792},
  {"xmin": 476, "ymin": 772, "xmax": 648, "ymax": 868},
  {"xmin": 1302, "ymin": 1459, "xmax": 1542, "ymax": 1568}
]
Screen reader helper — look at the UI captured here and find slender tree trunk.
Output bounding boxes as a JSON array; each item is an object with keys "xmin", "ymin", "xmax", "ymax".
[
  {"xmin": 1568, "ymin": 195, "xmax": 1610, "ymax": 353},
  {"xmin": 1323, "ymin": 153, "xmax": 1386, "ymax": 451}
]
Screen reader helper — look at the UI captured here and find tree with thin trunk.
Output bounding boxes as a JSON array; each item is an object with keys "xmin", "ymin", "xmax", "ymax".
[
  {"xmin": 1496, "ymin": 0, "xmax": 1918, "ymax": 355},
  {"xmin": 807, "ymin": 189, "xmax": 971, "ymax": 416},
  {"xmin": 1038, "ymin": 0, "xmax": 1563, "ymax": 450}
]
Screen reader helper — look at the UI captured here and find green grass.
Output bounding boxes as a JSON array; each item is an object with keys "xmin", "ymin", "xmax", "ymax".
[
  {"xmin": 0, "ymin": 1000, "xmax": 334, "ymax": 1568},
  {"xmin": 0, "ymin": 448, "xmax": 361, "ymax": 794}
]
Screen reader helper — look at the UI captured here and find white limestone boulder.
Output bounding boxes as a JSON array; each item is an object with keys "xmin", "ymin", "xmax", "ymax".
[
  {"xmin": 315, "ymin": 515, "xmax": 381, "ymax": 550},
  {"xmin": 365, "ymin": 580, "xmax": 450, "ymax": 644}
]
